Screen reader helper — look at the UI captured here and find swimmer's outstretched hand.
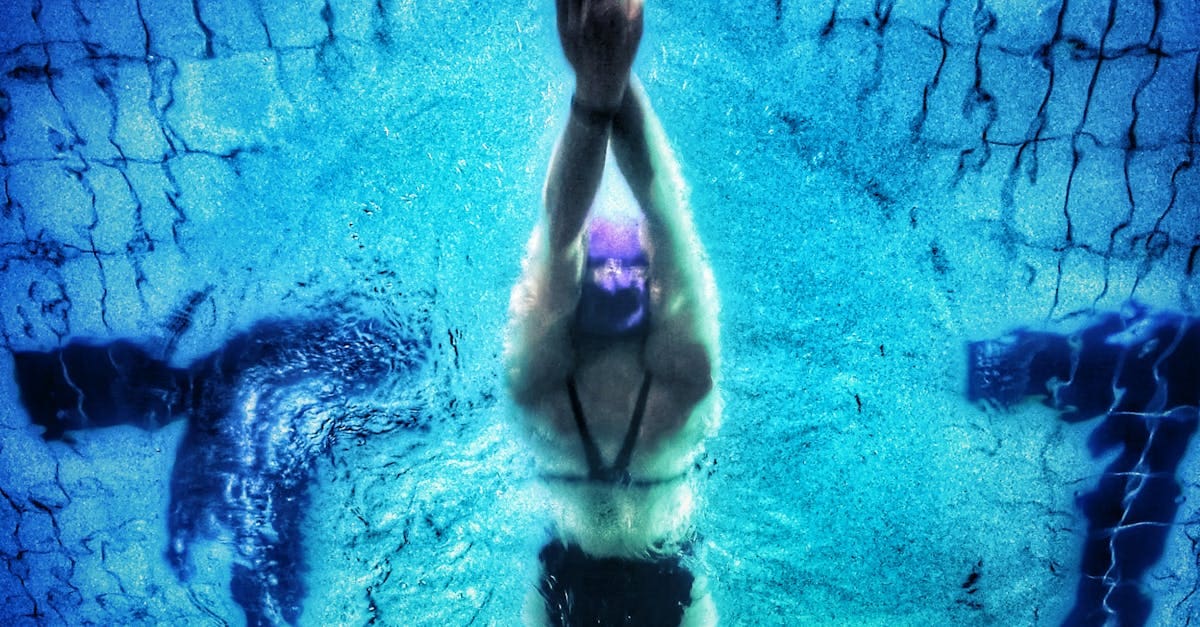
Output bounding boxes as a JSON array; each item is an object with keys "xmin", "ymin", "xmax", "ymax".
[{"xmin": 556, "ymin": 0, "xmax": 644, "ymax": 111}]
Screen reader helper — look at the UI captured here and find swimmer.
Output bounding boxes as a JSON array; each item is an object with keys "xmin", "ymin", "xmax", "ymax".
[{"xmin": 504, "ymin": 0, "xmax": 720, "ymax": 624}]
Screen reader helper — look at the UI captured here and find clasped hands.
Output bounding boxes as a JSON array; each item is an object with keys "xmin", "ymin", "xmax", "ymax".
[{"xmin": 556, "ymin": 0, "xmax": 644, "ymax": 112}]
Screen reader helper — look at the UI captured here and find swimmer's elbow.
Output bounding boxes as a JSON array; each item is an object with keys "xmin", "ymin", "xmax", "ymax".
[
  {"xmin": 504, "ymin": 342, "xmax": 572, "ymax": 409},
  {"xmin": 689, "ymin": 349, "xmax": 716, "ymax": 401},
  {"xmin": 502, "ymin": 341, "xmax": 538, "ymax": 406},
  {"xmin": 505, "ymin": 372, "xmax": 536, "ymax": 408},
  {"xmin": 647, "ymin": 336, "xmax": 714, "ymax": 404}
]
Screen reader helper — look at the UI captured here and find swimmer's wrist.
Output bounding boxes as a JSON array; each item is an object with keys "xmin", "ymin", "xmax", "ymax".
[{"xmin": 570, "ymin": 95, "xmax": 620, "ymax": 127}]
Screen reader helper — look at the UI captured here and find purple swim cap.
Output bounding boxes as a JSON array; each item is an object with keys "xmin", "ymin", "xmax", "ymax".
[
  {"xmin": 576, "ymin": 218, "xmax": 650, "ymax": 338},
  {"xmin": 586, "ymin": 218, "xmax": 645, "ymax": 263}
]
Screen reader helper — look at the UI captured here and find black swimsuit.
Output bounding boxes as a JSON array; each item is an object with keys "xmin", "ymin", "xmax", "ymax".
[
  {"xmin": 566, "ymin": 371, "xmax": 652, "ymax": 484},
  {"xmin": 538, "ymin": 541, "xmax": 696, "ymax": 627},
  {"xmin": 537, "ymin": 372, "xmax": 698, "ymax": 626},
  {"xmin": 539, "ymin": 372, "xmax": 689, "ymax": 487}
]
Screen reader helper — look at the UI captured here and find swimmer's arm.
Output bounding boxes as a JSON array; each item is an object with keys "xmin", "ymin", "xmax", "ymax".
[
  {"xmin": 544, "ymin": 107, "xmax": 611, "ymax": 252},
  {"xmin": 610, "ymin": 80, "xmax": 718, "ymax": 399},
  {"xmin": 505, "ymin": 93, "xmax": 613, "ymax": 406},
  {"xmin": 507, "ymin": 0, "xmax": 647, "ymax": 405},
  {"xmin": 541, "ymin": 0, "xmax": 643, "ymax": 253},
  {"xmin": 503, "ymin": 226, "xmax": 577, "ymax": 407}
]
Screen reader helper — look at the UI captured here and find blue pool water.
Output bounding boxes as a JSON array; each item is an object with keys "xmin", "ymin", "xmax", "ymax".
[{"xmin": 1, "ymin": 0, "xmax": 1198, "ymax": 624}]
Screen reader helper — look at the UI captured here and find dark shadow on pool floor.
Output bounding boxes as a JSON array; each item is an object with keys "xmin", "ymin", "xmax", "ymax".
[
  {"xmin": 969, "ymin": 303, "xmax": 1199, "ymax": 627},
  {"xmin": 12, "ymin": 314, "xmax": 430, "ymax": 626}
]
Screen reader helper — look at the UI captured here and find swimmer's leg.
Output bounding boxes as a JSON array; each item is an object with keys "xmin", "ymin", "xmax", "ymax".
[{"xmin": 680, "ymin": 572, "xmax": 717, "ymax": 627}]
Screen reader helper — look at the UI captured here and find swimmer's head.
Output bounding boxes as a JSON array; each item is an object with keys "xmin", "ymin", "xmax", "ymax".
[{"xmin": 576, "ymin": 216, "xmax": 650, "ymax": 338}]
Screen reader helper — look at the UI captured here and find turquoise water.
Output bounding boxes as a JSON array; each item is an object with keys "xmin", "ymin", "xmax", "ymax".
[{"xmin": 1, "ymin": 0, "xmax": 1198, "ymax": 624}]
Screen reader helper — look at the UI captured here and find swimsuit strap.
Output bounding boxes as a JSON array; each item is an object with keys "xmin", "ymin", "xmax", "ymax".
[
  {"xmin": 538, "ymin": 471, "xmax": 689, "ymax": 488},
  {"xmin": 611, "ymin": 372, "xmax": 653, "ymax": 475},
  {"xmin": 566, "ymin": 375, "xmax": 607, "ymax": 478},
  {"xmin": 565, "ymin": 371, "xmax": 654, "ymax": 483}
]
